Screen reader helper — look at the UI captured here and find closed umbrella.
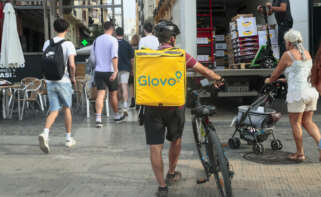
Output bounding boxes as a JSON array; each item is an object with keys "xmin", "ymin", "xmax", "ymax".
[{"xmin": 0, "ymin": 3, "xmax": 24, "ymax": 68}]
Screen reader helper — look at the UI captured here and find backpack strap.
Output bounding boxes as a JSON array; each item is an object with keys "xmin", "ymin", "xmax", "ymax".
[
  {"xmin": 49, "ymin": 39, "xmax": 54, "ymax": 46},
  {"xmin": 55, "ymin": 39, "xmax": 66, "ymax": 46}
]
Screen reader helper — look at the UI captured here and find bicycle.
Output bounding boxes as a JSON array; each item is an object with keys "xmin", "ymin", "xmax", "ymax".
[{"xmin": 190, "ymin": 89, "xmax": 234, "ymax": 197}]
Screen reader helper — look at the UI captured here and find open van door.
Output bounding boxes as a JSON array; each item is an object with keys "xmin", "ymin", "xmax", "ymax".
[{"xmin": 310, "ymin": 0, "xmax": 321, "ymax": 56}]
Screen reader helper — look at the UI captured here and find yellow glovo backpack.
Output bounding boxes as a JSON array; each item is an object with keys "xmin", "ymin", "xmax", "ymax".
[{"xmin": 134, "ymin": 48, "xmax": 186, "ymax": 107}]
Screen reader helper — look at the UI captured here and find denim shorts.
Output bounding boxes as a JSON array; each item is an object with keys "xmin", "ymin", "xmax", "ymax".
[{"xmin": 47, "ymin": 82, "xmax": 73, "ymax": 111}]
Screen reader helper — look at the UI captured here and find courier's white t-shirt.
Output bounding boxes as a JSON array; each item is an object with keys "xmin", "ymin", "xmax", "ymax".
[
  {"xmin": 43, "ymin": 37, "xmax": 77, "ymax": 83},
  {"xmin": 138, "ymin": 35, "xmax": 159, "ymax": 50}
]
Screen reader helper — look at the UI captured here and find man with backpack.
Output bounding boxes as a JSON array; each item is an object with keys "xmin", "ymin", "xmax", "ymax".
[
  {"xmin": 93, "ymin": 22, "xmax": 127, "ymax": 128},
  {"xmin": 143, "ymin": 20, "xmax": 223, "ymax": 197},
  {"xmin": 39, "ymin": 18, "xmax": 77, "ymax": 154}
]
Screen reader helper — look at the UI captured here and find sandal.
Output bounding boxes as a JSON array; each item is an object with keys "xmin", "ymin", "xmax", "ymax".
[
  {"xmin": 165, "ymin": 171, "xmax": 182, "ymax": 186},
  {"xmin": 288, "ymin": 153, "xmax": 305, "ymax": 162}
]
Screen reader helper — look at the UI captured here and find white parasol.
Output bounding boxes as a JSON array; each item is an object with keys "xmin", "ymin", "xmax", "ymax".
[{"xmin": 0, "ymin": 3, "xmax": 25, "ymax": 68}]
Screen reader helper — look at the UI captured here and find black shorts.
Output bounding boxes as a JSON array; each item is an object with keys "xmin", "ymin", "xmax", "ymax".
[
  {"xmin": 94, "ymin": 72, "xmax": 118, "ymax": 91},
  {"xmin": 144, "ymin": 107, "xmax": 185, "ymax": 145}
]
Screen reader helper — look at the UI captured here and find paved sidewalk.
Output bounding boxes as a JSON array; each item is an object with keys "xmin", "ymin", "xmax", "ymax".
[{"xmin": 0, "ymin": 110, "xmax": 320, "ymax": 197}]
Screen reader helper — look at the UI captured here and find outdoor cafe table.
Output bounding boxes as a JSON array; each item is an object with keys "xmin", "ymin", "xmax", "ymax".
[{"xmin": 0, "ymin": 83, "xmax": 20, "ymax": 119}]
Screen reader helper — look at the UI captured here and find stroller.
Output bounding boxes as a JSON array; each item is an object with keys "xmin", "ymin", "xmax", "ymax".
[{"xmin": 228, "ymin": 81, "xmax": 287, "ymax": 154}]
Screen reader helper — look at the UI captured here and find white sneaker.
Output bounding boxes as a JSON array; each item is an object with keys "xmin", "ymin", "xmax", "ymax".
[
  {"xmin": 38, "ymin": 133, "xmax": 50, "ymax": 154},
  {"xmin": 65, "ymin": 137, "xmax": 76, "ymax": 148},
  {"xmin": 114, "ymin": 112, "xmax": 127, "ymax": 123}
]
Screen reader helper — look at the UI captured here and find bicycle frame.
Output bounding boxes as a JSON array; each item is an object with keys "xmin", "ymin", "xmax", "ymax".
[{"xmin": 192, "ymin": 114, "xmax": 216, "ymax": 182}]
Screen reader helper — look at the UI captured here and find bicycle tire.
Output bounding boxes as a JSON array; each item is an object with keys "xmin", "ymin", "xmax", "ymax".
[
  {"xmin": 192, "ymin": 117, "xmax": 210, "ymax": 172},
  {"xmin": 207, "ymin": 128, "xmax": 233, "ymax": 197}
]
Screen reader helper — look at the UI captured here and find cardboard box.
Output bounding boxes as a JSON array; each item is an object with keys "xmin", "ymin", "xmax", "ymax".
[
  {"xmin": 258, "ymin": 29, "xmax": 278, "ymax": 46},
  {"xmin": 230, "ymin": 21, "xmax": 237, "ymax": 32},
  {"xmin": 231, "ymin": 31, "xmax": 238, "ymax": 40},
  {"xmin": 236, "ymin": 17, "xmax": 258, "ymax": 38},
  {"xmin": 232, "ymin": 14, "xmax": 254, "ymax": 22},
  {"xmin": 257, "ymin": 24, "xmax": 277, "ymax": 31}
]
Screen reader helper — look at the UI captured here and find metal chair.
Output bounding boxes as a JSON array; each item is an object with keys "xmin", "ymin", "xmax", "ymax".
[
  {"xmin": 10, "ymin": 77, "xmax": 44, "ymax": 120},
  {"xmin": 0, "ymin": 79, "xmax": 13, "ymax": 119},
  {"xmin": 39, "ymin": 79, "xmax": 48, "ymax": 109},
  {"xmin": 83, "ymin": 80, "xmax": 109, "ymax": 119}
]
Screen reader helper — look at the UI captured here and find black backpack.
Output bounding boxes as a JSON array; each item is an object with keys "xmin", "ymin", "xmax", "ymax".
[{"xmin": 42, "ymin": 39, "xmax": 66, "ymax": 80}]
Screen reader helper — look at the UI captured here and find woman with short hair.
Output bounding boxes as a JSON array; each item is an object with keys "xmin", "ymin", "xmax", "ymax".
[{"xmin": 265, "ymin": 29, "xmax": 321, "ymax": 162}]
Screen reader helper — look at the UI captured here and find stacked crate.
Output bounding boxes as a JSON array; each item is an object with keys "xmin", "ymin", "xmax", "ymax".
[
  {"xmin": 230, "ymin": 14, "xmax": 259, "ymax": 64},
  {"xmin": 196, "ymin": 0, "xmax": 214, "ymax": 69},
  {"xmin": 214, "ymin": 34, "xmax": 228, "ymax": 69}
]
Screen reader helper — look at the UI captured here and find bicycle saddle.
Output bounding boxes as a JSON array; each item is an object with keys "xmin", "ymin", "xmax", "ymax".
[{"xmin": 192, "ymin": 105, "xmax": 216, "ymax": 117}]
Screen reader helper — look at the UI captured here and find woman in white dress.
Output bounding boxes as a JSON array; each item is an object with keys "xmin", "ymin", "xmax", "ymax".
[{"xmin": 265, "ymin": 29, "xmax": 321, "ymax": 162}]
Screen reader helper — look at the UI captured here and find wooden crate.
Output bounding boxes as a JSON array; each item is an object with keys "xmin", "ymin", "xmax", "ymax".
[{"xmin": 76, "ymin": 64, "xmax": 86, "ymax": 77}]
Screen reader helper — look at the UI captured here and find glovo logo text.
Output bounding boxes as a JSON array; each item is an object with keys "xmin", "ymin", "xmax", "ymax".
[{"xmin": 138, "ymin": 71, "xmax": 183, "ymax": 87}]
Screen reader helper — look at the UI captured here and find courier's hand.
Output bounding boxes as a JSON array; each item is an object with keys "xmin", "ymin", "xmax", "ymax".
[
  {"xmin": 277, "ymin": 78, "xmax": 287, "ymax": 83},
  {"xmin": 265, "ymin": 78, "xmax": 272, "ymax": 84},
  {"xmin": 213, "ymin": 77, "xmax": 224, "ymax": 88},
  {"xmin": 110, "ymin": 72, "xmax": 118, "ymax": 81}
]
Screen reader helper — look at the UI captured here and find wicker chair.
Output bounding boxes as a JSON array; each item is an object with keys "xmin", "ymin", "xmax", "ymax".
[
  {"xmin": 74, "ymin": 77, "xmax": 87, "ymax": 112},
  {"xmin": 10, "ymin": 77, "xmax": 44, "ymax": 120}
]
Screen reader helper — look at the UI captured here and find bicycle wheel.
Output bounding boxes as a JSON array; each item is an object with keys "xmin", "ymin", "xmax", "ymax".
[
  {"xmin": 207, "ymin": 128, "xmax": 233, "ymax": 197},
  {"xmin": 192, "ymin": 117, "xmax": 210, "ymax": 171}
]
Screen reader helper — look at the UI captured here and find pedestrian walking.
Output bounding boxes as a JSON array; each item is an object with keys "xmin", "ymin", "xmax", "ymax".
[
  {"xmin": 92, "ymin": 22, "xmax": 127, "ymax": 128},
  {"xmin": 139, "ymin": 22, "xmax": 159, "ymax": 50},
  {"xmin": 115, "ymin": 27, "xmax": 134, "ymax": 113},
  {"xmin": 258, "ymin": 0, "xmax": 293, "ymax": 56},
  {"xmin": 38, "ymin": 18, "xmax": 77, "ymax": 154},
  {"xmin": 129, "ymin": 34, "xmax": 140, "ymax": 108},
  {"xmin": 265, "ymin": 29, "xmax": 321, "ymax": 162},
  {"xmin": 143, "ymin": 20, "xmax": 223, "ymax": 197}
]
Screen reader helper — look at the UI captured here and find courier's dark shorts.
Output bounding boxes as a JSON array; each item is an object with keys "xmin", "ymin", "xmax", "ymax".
[
  {"xmin": 94, "ymin": 71, "xmax": 118, "ymax": 91},
  {"xmin": 144, "ymin": 107, "xmax": 185, "ymax": 145}
]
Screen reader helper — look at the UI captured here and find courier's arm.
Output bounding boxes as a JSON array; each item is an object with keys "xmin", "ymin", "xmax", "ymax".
[{"xmin": 193, "ymin": 62, "xmax": 222, "ymax": 81}]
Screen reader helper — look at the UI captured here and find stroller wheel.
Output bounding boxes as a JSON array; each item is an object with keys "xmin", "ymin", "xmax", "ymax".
[
  {"xmin": 271, "ymin": 139, "xmax": 283, "ymax": 151},
  {"xmin": 253, "ymin": 143, "xmax": 264, "ymax": 154},
  {"xmin": 228, "ymin": 137, "xmax": 241, "ymax": 149}
]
